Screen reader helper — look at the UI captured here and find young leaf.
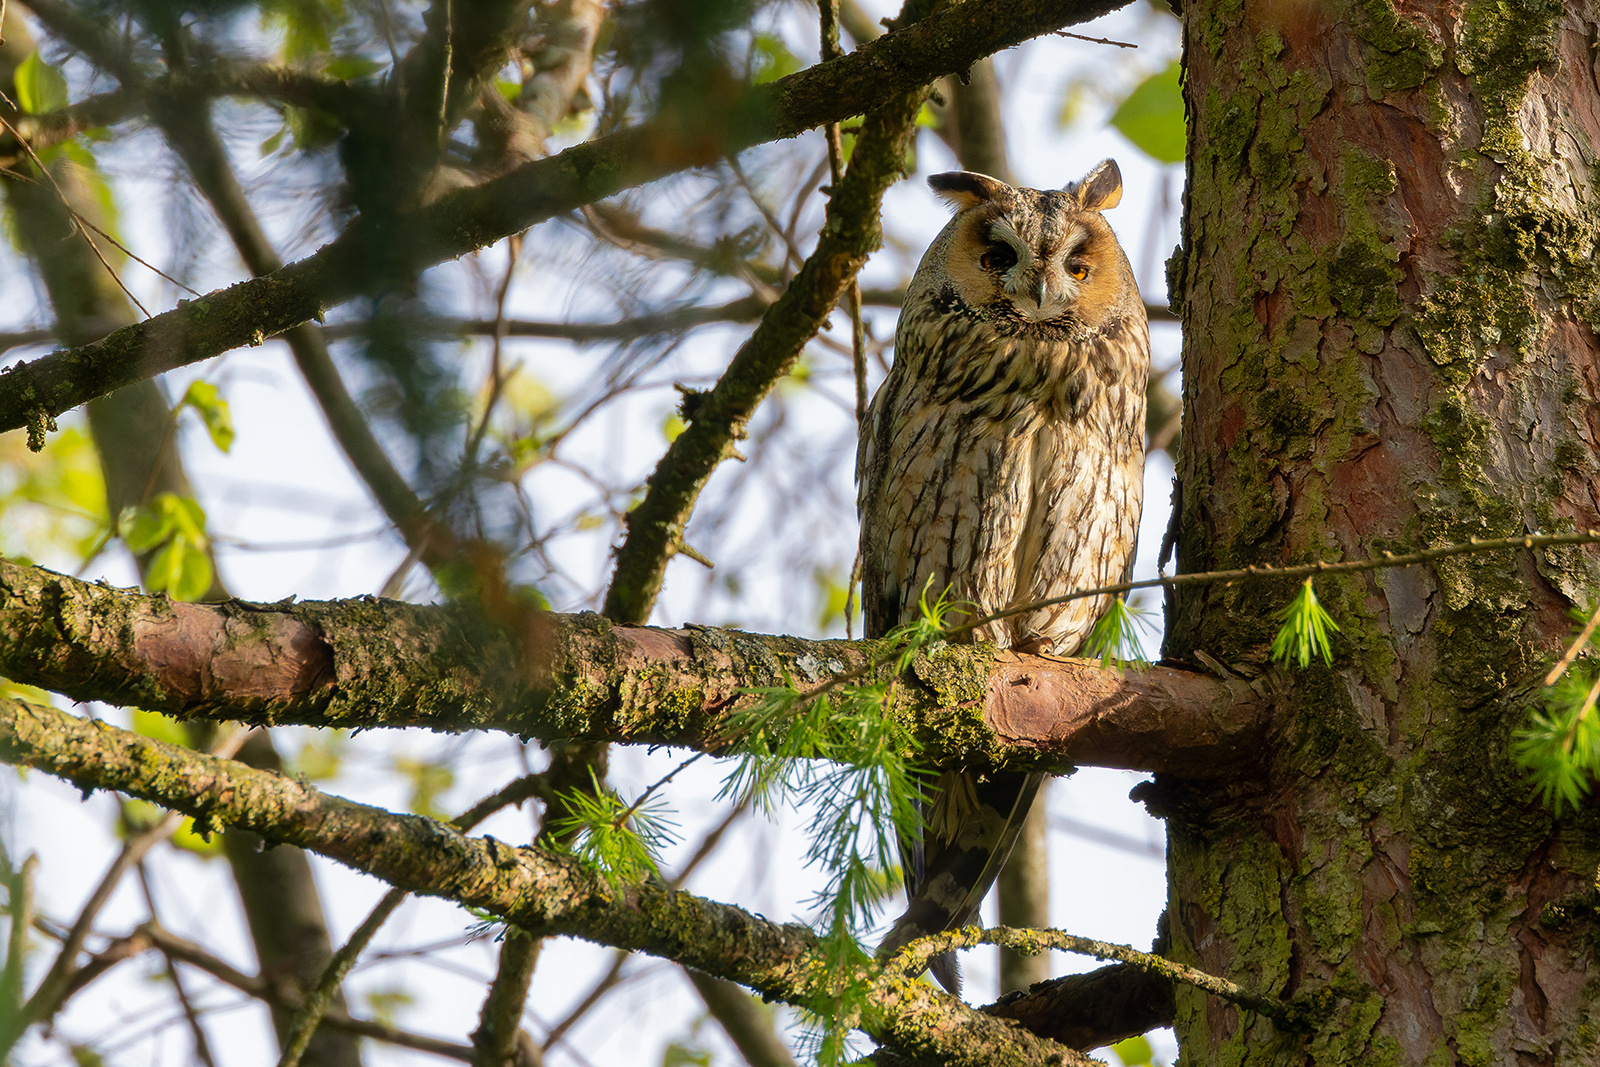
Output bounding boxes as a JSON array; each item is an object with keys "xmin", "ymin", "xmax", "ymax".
[
  {"xmin": 15, "ymin": 52, "xmax": 69, "ymax": 115},
  {"xmin": 1516, "ymin": 667, "xmax": 1600, "ymax": 814},
  {"xmin": 1109, "ymin": 61, "xmax": 1184, "ymax": 165},
  {"xmin": 1270, "ymin": 578, "xmax": 1340, "ymax": 668},
  {"xmin": 549, "ymin": 770, "xmax": 678, "ymax": 888},
  {"xmin": 181, "ymin": 381, "xmax": 235, "ymax": 453}
]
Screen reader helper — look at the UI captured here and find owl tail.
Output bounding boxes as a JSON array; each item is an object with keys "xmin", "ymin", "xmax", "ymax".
[{"xmin": 875, "ymin": 769, "xmax": 1046, "ymax": 996}]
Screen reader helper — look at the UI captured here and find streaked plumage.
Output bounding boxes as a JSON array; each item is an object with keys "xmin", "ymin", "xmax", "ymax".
[{"xmin": 860, "ymin": 161, "xmax": 1149, "ymax": 994}]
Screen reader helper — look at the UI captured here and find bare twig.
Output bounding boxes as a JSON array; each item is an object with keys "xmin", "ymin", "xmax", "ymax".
[
  {"xmin": 1545, "ymin": 599, "xmax": 1600, "ymax": 686},
  {"xmin": 135, "ymin": 862, "xmax": 218, "ymax": 1067},
  {"xmin": 886, "ymin": 925, "xmax": 1306, "ymax": 1028},
  {"xmin": 1050, "ymin": 30, "xmax": 1137, "ymax": 47},
  {"xmin": 275, "ymin": 771, "xmax": 546, "ymax": 1067},
  {"xmin": 2, "ymin": 727, "xmax": 250, "ymax": 1053}
]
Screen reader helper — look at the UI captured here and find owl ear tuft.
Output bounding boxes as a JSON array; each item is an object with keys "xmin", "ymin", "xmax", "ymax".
[
  {"xmin": 1068, "ymin": 159, "xmax": 1123, "ymax": 211},
  {"xmin": 928, "ymin": 171, "xmax": 1015, "ymax": 211}
]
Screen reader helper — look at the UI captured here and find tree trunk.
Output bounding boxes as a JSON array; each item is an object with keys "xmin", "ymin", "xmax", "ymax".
[{"xmin": 1166, "ymin": 0, "xmax": 1600, "ymax": 1063}]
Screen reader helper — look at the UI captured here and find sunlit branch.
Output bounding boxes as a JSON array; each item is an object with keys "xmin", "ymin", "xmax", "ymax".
[
  {"xmin": 0, "ymin": 699, "xmax": 1090, "ymax": 1067},
  {"xmin": 0, "ymin": 555, "xmax": 1261, "ymax": 776},
  {"xmin": 0, "ymin": 0, "xmax": 1135, "ymax": 443},
  {"xmin": 888, "ymin": 926, "xmax": 1305, "ymax": 1028}
]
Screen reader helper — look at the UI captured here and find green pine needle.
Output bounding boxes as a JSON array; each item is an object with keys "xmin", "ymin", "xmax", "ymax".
[
  {"xmin": 1516, "ymin": 667, "xmax": 1600, "ymax": 815},
  {"xmin": 1270, "ymin": 578, "xmax": 1341, "ymax": 668},
  {"xmin": 1083, "ymin": 595, "xmax": 1155, "ymax": 667},
  {"xmin": 547, "ymin": 770, "xmax": 679, "ymax": 888}
]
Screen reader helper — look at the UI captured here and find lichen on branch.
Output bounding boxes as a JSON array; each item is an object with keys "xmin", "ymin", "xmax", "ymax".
[
  {"xmin": 0, "ymin": 696, "xmax": 1093, "ymax": 1067},
  {"xmin": 0, "ymin": 558, "xmax": 1263, "ymax": 777}
]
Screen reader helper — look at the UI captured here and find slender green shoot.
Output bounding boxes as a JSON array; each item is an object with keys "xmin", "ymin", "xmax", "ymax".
[
  {"xmin": 1270, "ymin": 579, "xmax": 1340, "ymax": 668},
  {"xmin": 715, "ymin": 581, "xmax": 960, "ymax": 1066},
  {"xmin": 547, "ymin": 769, "xmax": 679, "ymax": 888},
  {"xmin": 1083, "ymin": 595, "xmax": 1156, "ymax": 668},
  {"xmin": 1517, "ymin": 665, "xmax": 1600, "ymax": 814}
]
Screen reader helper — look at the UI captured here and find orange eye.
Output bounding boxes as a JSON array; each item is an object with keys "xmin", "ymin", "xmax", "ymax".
[
  {"xmin": 1069, "ymin": 264, "xmax": 1089, "ymax": 281},
  {"xmin": 980, "ymin": 245, "xmax": 1017, "ymax": 274}
]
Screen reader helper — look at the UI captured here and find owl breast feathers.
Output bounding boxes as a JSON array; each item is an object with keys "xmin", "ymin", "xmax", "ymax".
[{"xmin": 860, "ymin": 160, "xmax": 1149, "ymax": 993}]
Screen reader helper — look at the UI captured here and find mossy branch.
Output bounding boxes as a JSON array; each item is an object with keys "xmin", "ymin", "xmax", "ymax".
[
  {"xmin": 0, "ymin": 697, "xmax": 1089, "ymax": 1067},
  {"xmin": 0, "ymin": 557, "xmax": 1261, "ymax": 777},
  {"xmin": 885, "ymin": 926, "xmax": 1312, "ymax": 1030}
]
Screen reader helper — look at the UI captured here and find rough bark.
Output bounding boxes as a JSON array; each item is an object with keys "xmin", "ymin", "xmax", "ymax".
[
  {"xmin": 1164, "ymin": 0, "xmax": 1600, "ymax": 1063},
  {"xmin": 0, "ymin": 557, "xmax": 1265, "ymax": 776},
  {"xmin": 0, "ymin": 697, "xmax": 1095, "ymax": 1067}
]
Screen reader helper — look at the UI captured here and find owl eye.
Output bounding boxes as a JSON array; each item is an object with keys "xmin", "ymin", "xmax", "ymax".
[
  {"xmin": 980, "ymin": 245, "xmax": 1017, "ymax": 274},
  {"xmin": 1069, "ymin": 262, "xmax": 1090, "ymax": 281}
]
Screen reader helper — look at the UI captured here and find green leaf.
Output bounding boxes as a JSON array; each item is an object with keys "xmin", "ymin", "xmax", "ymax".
[
  {"xmin": 68, "ymin": 1045, "xmax": 106, "ymax": 1067},
  {"xmin": 751, "ymin": 33, "xmax": 800, "ymax": 85},
  {"xmin": 1083, "ymin": 595, "xmax": 1155, "ymax": 668},
  {"xmin": 549, "ymin": 769, "xmax": 678, "ymax": 887},
  {"xmin": 118, "ymin": 503, "xmax": 175, "ymax": 553},
  {"xmin": 1270, "ymin": 578, "xmax": 1340, "ymax": 668},
  {"xmin": 163, "ymin": 494, "xmax": 208, "ymax": 544},
  {"xmin": 285, "ymin": 105, "xmax": 341, "ymax": 151},
  {"xmin": 181, "ymin": 380, "xmax": 235, "ymax": 453},
  {"xmin": 662, "ymin": 1043, "xmax": 712, "ymax": 1067},
  {"xmin": 1516, "ymin": 664, "xmax": 1600, "ymax": 814},
  {"xmin": 147, "ymin": 537, "xmax": 213, "ymax": 601},
  {"xmin": 394, "ymin": 756, "xmax": 454, "ymax": 820},
  {"xmin": 1110, "ymin": 61, "xmax": 1185, "ymax": 165},
  {"xmin": 172, "ymin": 816, "xmax": 224, "ymax": 857},
  {"xmin": 15, "ymin": 51, "xmax": 69, "ymax": 115},
  {"xmin": 133, "ymin": 709, "xmax": 192, "ymax": 748},
  {"xmin": 1113, "ymin": 1034, "xmax": 1157, "ymax": 1067},
  {"xmin": 260, "ymin": 126, "xmax": 288, "ymax": 157},
  {"xmin": 323, "ymin": 54, "xmax": 383, "ymax": 81}
]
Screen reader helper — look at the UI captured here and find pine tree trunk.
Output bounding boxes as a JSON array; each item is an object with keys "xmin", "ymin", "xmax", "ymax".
[{"xmin": 1164, "ymin": 0, "xmax": 1600, "ymax": 1063}]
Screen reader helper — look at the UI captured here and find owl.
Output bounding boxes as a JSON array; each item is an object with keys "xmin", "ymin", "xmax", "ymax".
[{"xmin": 859, "ymin": 160, "xmax": 1149, "ymax": 994}]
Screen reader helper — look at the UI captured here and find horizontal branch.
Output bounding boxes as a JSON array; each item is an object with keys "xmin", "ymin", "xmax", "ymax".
[
  {"xmin": 0, "ymin": 0, "xmax": 1132, "ymax": 443},
  {"xmin": 0, "ymin": 698, "xmax": 1090, "ymax": 1066},
  {"xmin": 891, "ymin": 927, "xmax": 1305, "ymax": 1028},
  {"xmin": 0, "ymin": 558, "xmax": 1263, "ymax": 777}
]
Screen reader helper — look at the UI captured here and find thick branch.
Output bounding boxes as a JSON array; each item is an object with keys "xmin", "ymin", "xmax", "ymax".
[
  {"xmin": 0, "ymin": 699, "xmax": 1091, "ymax": 1067},
  {"xmin": 0, "ymin": 0, "xmax": 1131, "ymax": 442},
  {"xmin": 0, "ymin": 558, "xmax": 1262, "ymax": 777},
  {"xmin": 985, "ymin": 965, "xmax": 1175, "ymax": 1051}
]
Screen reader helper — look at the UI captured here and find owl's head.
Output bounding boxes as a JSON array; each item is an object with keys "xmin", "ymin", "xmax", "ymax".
[{"xmin": 925, "ymin": 160, "xmax": 1138, "ymax": 328}]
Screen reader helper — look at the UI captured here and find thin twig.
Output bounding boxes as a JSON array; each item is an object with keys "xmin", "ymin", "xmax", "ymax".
[
  {"xmin": 1545, "ymin": 599, "xmax": 1600, "ymax": 686},
  {"xmin": 769, "ymin": 530, "xmax": 1600, "ymax": 717},
  {"xmin": 613, "ymin": 752, "xmax": 706, "ymax": 830},
  {"xmin": 1050, "ymin": 30, "xmax": 1137, "ymax": 48},
  {"xmin": 274, "ymin": 771, "xmax": 546, "ymax": 1067},
  {"xmin": 885, "ymin": 925, "xmax": 1306, "ymax": 1028},
  {"xmin": 6, "ymin": 728, "xmax": 251, "ymax": 1052},
  {"xmin": 0, "ymin": 112, "xmax": 153, "ymax": 317},
  {"xmin": 135, "ymin": 861, "xmax": 218, "ymax": 1067},
  {"xmin": 960, "ymin": 530, "xmax": 1600, "ymax": 639}
]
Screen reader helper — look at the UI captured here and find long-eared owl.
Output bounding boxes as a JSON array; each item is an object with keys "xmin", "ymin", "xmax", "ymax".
[{"xmin": 859, "ymin": 160, "xmax": 1149, "ymax": 994}]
